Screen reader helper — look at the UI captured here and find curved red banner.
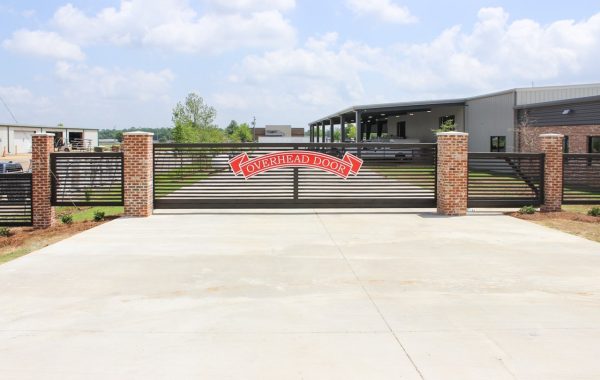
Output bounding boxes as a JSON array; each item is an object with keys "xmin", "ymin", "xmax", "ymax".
[{"xmin": 229, "ymin": 151, "xmax": 363, "ymax": 180}]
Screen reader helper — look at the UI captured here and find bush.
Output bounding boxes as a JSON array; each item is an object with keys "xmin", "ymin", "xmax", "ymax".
[
  {"xmin": 588, "ymin": 207, "xmax": 600, "ymax": 217},
  {"xmin": 519, "ymin": 205, "xmax": 536, "ymax": 215},
  {"xmin": 61, "ymin": 214, "xmax": 73, "ymax": 225},
  {"xmin": 93, "ymin": 210, "xmax": 106, "ymax": 222},
  {"xmin": 0, "ymin": 227, "xmax": 12, "ymax": 237}
]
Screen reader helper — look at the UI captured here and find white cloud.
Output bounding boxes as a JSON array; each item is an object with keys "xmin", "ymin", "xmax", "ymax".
[
  {"xmin": 0, "ymin": 86, "xmax": 53, "ymax": 124},
  {"xmin": 346, "ymin": 0, "xmax": 417, "ymax": 24},
  {"xmin": 2, "ymin": 29, "xmax": 85, "ymax": 61},
  {"xmin": 207, "ymin": 0, "xmax": 295, "ymax": 12},
  {"xmin": 51, "ymin": 0, "xmax": 296, "ymax": 53},
  {"xmin": 386, "ymin": 8, "xmax": 600, "ymax": 92},
  {"xmin": 54, "ymin": 61, "xmax": 175, "ymax": 102}
]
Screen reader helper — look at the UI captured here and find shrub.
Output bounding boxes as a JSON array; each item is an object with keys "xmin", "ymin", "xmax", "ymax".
[
  {"xmin": 0, "ymin": 227, "xmax": 12, "ymax": 237},
  {"xmin": 61, "ymin": 214, "xmax": 73, "ymax": 225},
  {"xmin": 588, "ymin": 207, "xmax": 600, "ymax": 217},
  {"xmin": 518, "ymin": 205, "xmax": 536, "ymax": 215},
  {"xmin": 93, "ymin": 210, "xmax": 106, "ymax": 222}
]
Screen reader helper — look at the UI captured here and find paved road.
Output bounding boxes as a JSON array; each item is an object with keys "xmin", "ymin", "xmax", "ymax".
[{"xmin": 1, "ymin": 209, "xmax": 600, "ymax": 379}]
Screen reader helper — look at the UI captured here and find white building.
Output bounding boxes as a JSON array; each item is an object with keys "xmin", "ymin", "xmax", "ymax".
[{"xmin": 0, "ymin": 124, "xmax": 99, "ymax": 154}]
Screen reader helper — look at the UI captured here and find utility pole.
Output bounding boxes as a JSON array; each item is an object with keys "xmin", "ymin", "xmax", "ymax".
[{"xmin": 252, "ymin": 116, "xmax": 256, "ymax": 142}]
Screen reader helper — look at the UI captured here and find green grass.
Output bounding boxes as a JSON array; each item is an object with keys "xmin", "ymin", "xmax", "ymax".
[
  {"xmin": 56, "ymin": 206, "xmax": 124, "ymax": 222},
  {"xmin": 0, "ymin": 247, "xmax": 31, "ymax": 265}
]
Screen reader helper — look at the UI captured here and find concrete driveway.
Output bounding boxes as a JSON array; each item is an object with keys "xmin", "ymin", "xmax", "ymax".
[{"xmin": 1, "ymin": 209, "xmax": 600, "ymax": 379}]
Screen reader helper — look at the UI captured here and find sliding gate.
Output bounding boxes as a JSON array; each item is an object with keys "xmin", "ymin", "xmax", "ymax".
[{"xmin": 153, "ymin": 143, "xmax": 437, "ymax": 209}]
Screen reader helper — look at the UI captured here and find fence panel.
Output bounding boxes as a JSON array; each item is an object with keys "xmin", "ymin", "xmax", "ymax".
[
  {"xmin": 0, "ymin": 173, "xmax": 33, "ymax": 226},
  {"xmin": 563, "ymin": 154, "xmax": 600, "ymax": 204},
  {"xmin": 154, "ymin": 143, "xmax": 437, "ymax": 209},
  {"xmin": 468, "ymin": 153, "xmax": 544, "ymax": 207},
  {"xmin": 51, "ymin": 152, "xmax": 124, "ymax": 206}
]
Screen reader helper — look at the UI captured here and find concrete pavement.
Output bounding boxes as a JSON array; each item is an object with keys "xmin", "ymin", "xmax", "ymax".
[{"xmin": 0, "ymin": 209, "xmax": 599, "ymax": 379}]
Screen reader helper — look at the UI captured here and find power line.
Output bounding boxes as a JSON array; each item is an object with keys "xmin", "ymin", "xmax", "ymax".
[{"xmin": 0, "ymin": 94, "xmax": 18, "ymax": 124}]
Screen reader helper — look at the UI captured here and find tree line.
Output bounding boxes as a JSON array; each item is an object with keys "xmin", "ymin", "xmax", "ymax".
[{"xmin": 99, "ymin": 93, "xmax": 255, "ymax": 143}]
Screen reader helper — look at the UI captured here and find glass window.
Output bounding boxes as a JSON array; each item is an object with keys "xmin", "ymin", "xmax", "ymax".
[
  {"xmin": 563, "ymin": 136, "xmax": 569, "ymax": 153},
  {"xmin": 589, "ymin": 136, "xmax": 600, "ymax": 153},
  {"xmin": 490, "ymin": 136, "xmax": 507, "ymax": 152}
]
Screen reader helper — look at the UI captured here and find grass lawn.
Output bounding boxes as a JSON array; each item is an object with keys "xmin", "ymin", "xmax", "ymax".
[
  {"xmin": 0, "ymin": 206, "xmax": 123, "ymax": 265},
  {"xmin": 512, "ymin": 205, "xmax": 600, "ymax": 243}
]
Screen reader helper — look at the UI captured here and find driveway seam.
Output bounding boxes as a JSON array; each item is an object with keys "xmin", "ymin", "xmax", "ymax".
[{"xmin": 315, "ymin": 211, "xmax": 426, "ymax": 380}]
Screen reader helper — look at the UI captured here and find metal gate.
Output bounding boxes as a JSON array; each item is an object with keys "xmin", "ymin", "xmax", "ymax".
[
  {"xmin": 153, "ymin": 143, "xmax": 437, "ymax": 209},
  {"xmin": 468, "ymin": 152, "xmax": 545, "ymax": 207}
]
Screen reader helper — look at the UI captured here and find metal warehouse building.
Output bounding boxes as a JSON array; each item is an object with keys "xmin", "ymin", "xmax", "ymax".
[
  {"xmin": 0, "ymin": 124, "xmax": 99, "ymax": 154},
  {"xmin": 309, "ymin": 83, "xmax": 600, "ymax": 153}
]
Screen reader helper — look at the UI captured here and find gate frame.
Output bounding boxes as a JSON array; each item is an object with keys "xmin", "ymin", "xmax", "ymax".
[{"xmin": 152, "ymin": 142, "xmax": 438, "ymax": 210}]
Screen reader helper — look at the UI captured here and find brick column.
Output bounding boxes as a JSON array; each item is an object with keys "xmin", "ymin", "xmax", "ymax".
[
  {"xmin": 437, "ymin": 132, "xmax": 469, "ymax": 216},
  {"xmin": 540, "ymin": 133, "xmax": 564, "ymax": 213},
  {"xmin": 32, "ymin": 133, "xmax": 55, "ymax": 229},
  {"xmin": 123, "ymin": 132, "xmax": 154, "ymax": 217}
]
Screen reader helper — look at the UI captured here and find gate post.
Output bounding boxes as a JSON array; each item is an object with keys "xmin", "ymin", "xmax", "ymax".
[
  {"xmin": 32, "ymin": 133, "xmax": 55, "ymax": 229},
  {"xmin": 123, "ymin": 132, "xmax": 154, "ymax": 217},
  {"xmin": 437, "ymin": 132, "xmax": 469, "ymax": 216},
  {"xmin": 540, "ymin": 133, "xmax": 564, "ymax": 213}
]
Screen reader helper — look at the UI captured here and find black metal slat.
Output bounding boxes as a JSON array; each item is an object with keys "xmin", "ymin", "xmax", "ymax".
[
  {"xmin": 0, "ymin": 173, "xmax": 33, "ymax": 226},
  {"xmin": 154, "ymin": 143, "xmax": 437, "ymax": 209},
  {"xmin": 468, "ymin": 153, "xmax": 544, "ymax": 207},
  {"xmin": 51, "ymin": 153, "xmax": 124, "ymax": 206},
  {"xmin": 563, "ymin": 154, "xmax": 600, "ymax": 204}
]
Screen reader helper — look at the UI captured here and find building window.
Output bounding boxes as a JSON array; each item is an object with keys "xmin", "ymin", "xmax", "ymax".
[
  {"xmin": 589, "ymin": 136, "xmax": 600, "ymax": 153},
  {"xmin": 563, "ymin": 136, "xmax": 569, "ymax": 153},
  {"xmin": 439, "ymin": 115, "xmax": 455, "ymax": 126},
  {"xmin": 490, "ymin": 136, "xmax": 506, "ymax": 152}
]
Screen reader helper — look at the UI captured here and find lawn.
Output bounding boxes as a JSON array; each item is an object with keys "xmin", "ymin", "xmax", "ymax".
[{"xmin": 0, "ymin": 206, "xmax": 123, "ymax": 265}]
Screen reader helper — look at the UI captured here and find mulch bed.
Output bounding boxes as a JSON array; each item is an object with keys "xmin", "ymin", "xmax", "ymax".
[
  {"xmin": 0, "ymin": 216, "xmax": 119, "ymax": 256},
  {"xmin": 510, "ymin": 211, "xmax": 600, "ymax": 224}
]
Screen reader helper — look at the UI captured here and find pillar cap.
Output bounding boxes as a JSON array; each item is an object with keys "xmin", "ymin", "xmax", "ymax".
[
  {"xmin": 539, "ymin": 133, "xmax": 564, "ymax": 138},
  {"xmin": 437, "ymin": 132, "xmax": 468, "ymax": 137},
  {"xmin": 33, "ymin": 133, "xmax": 55, "ymax": 137},
  {"xmin": 123, "ymin": 132, "xmax": 154, "ymax": 136}
]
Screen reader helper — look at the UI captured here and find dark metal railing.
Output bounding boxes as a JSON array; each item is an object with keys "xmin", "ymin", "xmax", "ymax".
[
  {"xmin": 0, "ymin": 173, "xmax": 33, "ymax": 226},
  {"xmin": 51, "ymin": 152, "xmax": 124, "ymax": 206},
  {"xmin": 154, "ymin": 142, "xmax": 437, "ymax": 209},
  {"xmin": 468, "ymin": 152, "xmax": 544, "ymax": 207},
  {"xmin": 563, "ymin": 154, "xmax": 600, "ymax": 204}
]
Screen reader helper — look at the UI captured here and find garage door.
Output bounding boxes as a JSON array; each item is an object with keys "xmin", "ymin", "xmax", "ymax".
[{"xmin": 13, "ymin": 131, "xmax": 34, "ymax": 153}]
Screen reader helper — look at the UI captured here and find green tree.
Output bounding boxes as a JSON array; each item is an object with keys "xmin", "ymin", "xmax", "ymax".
[
  {"xmin": 225, "ymin": 120, "xmax": 239, "ymax": 136},
  {"xmin": 432, "ymin": 119, "xmax": 456, "ymax": 134},
  {"xmin": 345, "ymin": 124, "xmax": 357, "ymax": 141},
  {"xmin": 172, "ymin": 93, "xmax": 219, "ymax": 143}
]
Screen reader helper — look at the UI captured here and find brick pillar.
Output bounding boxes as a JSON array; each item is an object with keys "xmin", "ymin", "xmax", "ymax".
[
  {"xmin": 32, "ymin": 133, "xmax": 55, "ymax": 229},
  {"xmin": 540, "ymin": 133, "xmax": 564, "ymax": 213},
  {"xmin": 123, "ymin": 132, "xmax": 154, "ymax": 217},
  {"xmin": 437, "ymin": 132, "xmax": 469, "ymax": 216}
]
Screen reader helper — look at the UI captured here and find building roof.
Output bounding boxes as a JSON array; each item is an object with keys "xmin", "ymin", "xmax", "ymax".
[
  {"xmin": 513, "ymin": 94, "xmax": 600, "ymax": 110},
  {"xmin": 0, "ymin": 123, "xmax": 99, "ymax": 131},
  {"xmin": 310, "ymin": 82, "xmax": 600, "ymax": 126}
]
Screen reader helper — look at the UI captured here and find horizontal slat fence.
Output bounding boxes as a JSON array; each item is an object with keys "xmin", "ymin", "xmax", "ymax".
[
  {"xmin": 154, "ymin": 143, "xmax": 437, "ymax": 208},
  {"xmin": 563, "ymin": 154, "xmax": 600, "ymax": 204},
  {"xmin": 468, "ymin": 153, "xmax": 544, "ymax": 207},
  {"xmin": 0, "ymin": 173, "xmax": 32, "ymax": 226},
  {"xmin": 51, "ymin": 153, "xmax": 124, "ymax": 206}
]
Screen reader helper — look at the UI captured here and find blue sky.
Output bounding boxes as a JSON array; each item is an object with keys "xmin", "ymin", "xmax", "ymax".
[{"xmin": 1, "ymin": 0, "xmax": 599, "ymax": 130}]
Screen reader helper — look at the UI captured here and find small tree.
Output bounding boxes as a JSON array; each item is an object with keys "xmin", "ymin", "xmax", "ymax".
[
  {"xmin": 171, "ymin": 93, "xmax": 218, "ymax": 143},
  {"xmin": 345, "ymin": 124, "xmax": 357, "ymax": 141},
  {"xmin": 432, "ymin": 119, "xmax": 456, "ymax": 134}
]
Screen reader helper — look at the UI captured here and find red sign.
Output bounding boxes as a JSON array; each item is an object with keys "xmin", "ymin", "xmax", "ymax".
[{"xmin": 229, "ymin": 151, "xmax": 363, "ymax": 180}]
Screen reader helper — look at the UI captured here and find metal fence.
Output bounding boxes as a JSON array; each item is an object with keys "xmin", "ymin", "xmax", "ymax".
[
  {"xmin": 0, "ymin": 173, "xmax": 33, "ymax": 226},
  {"xmin": 51, "ymin": 152, "xmax": 124, "ymax": 206},
  {"xmin": 563, "ymin": 154, "xmax": 600, "ymax": 204},
  {"xmin": 468, "ymin": 153, "xmax": 544, "ymax": 207},
  {"xmin": 154, "ymin": 143, "xmax": 437, "ymax": 209}
]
